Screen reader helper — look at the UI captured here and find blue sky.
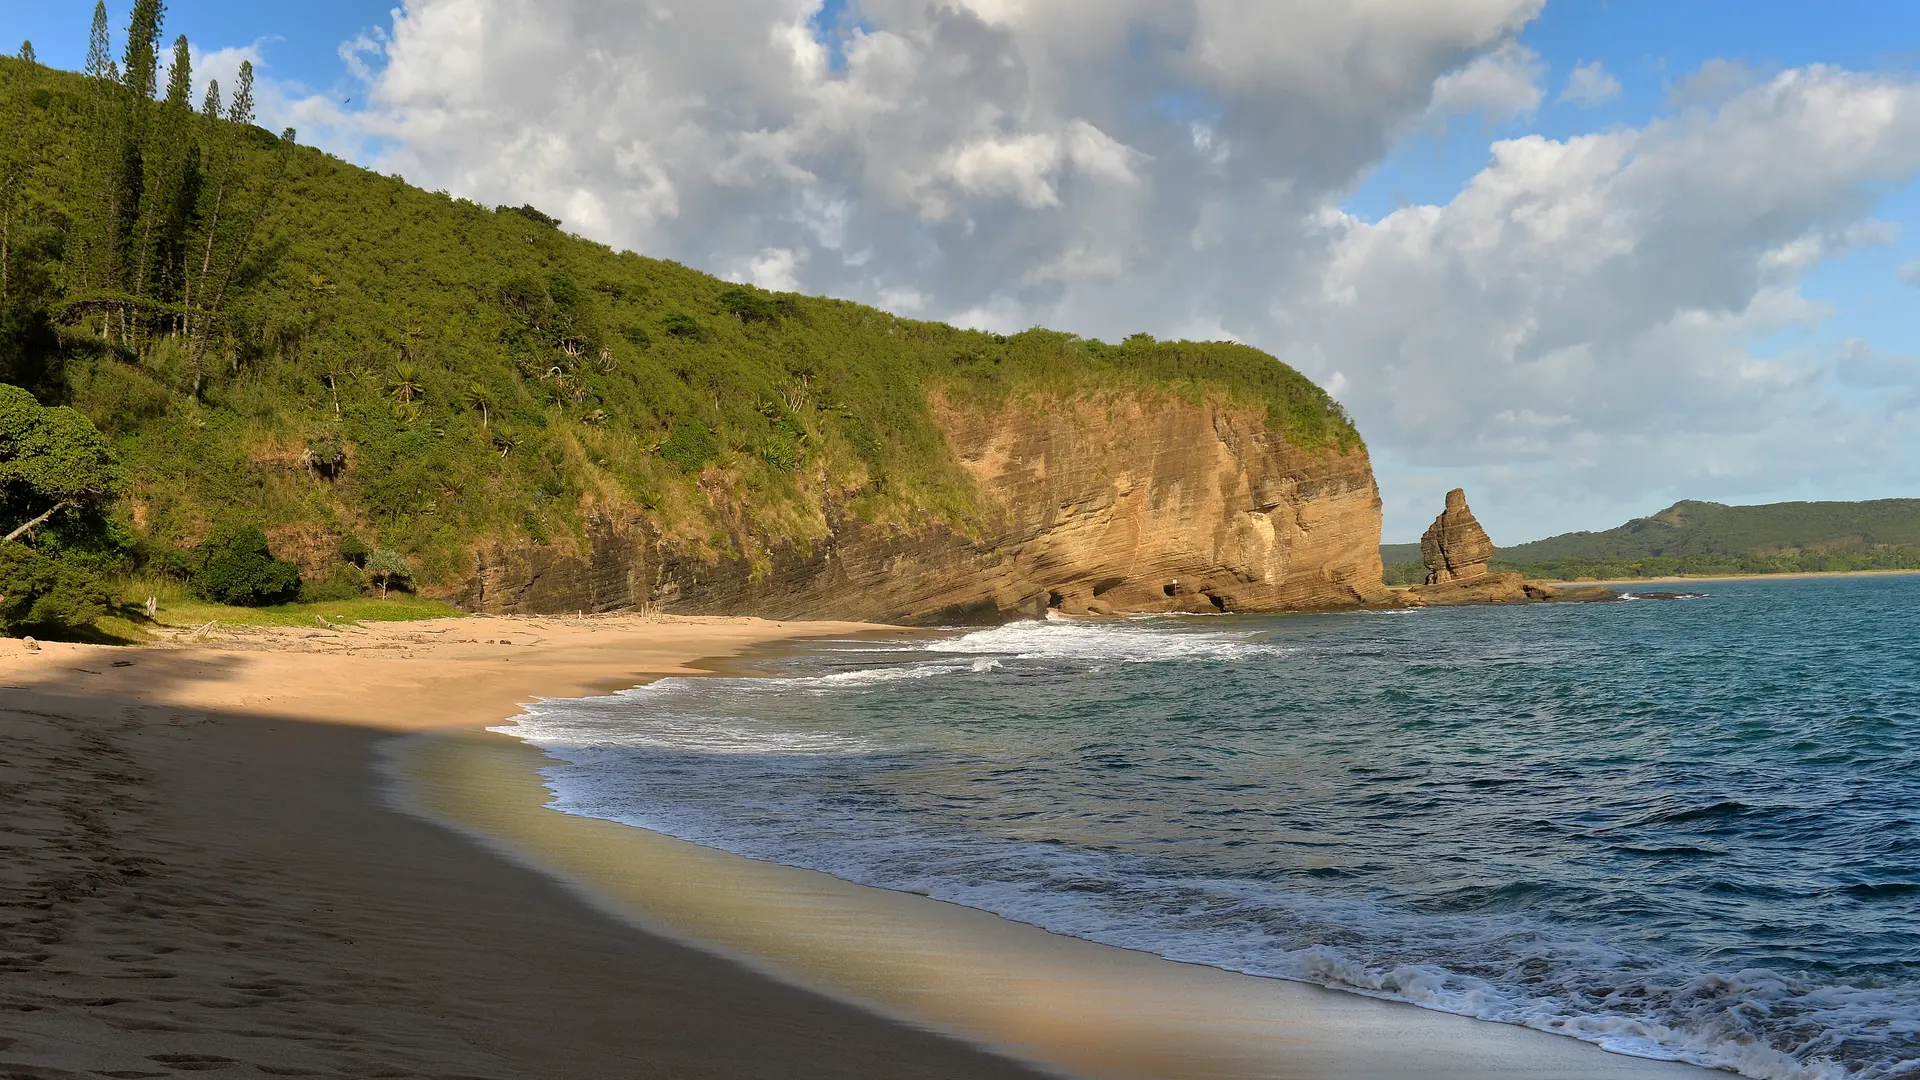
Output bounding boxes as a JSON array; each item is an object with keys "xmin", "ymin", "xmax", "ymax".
[{"xmin": 1345, "ymin": 0, "xmax": 1920, "ymax": 374}]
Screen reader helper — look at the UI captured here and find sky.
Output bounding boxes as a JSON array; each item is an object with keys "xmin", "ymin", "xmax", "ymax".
[{"xmin": 5, "ymin": 0, "xmax": 1919, "ymax": 544}]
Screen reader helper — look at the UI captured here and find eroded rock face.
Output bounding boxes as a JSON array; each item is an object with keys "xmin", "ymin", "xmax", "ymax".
[
  {"xmin": 1420, "ymin": 488, "xmax": 1498, "ymax": 584},
  {"xmin": 447, "ymin": 393, "xmax": 1392, "ymax": 622}
]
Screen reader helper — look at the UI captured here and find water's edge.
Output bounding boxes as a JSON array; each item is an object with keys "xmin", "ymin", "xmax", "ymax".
[{"xmin": 382, "ymin": 724, "xmax": 1713, "ymax": 1080}]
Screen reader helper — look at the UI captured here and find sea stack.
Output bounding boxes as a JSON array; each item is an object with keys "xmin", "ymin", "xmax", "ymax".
[
  {"xmin": 1420, "ymin": 488, "xmax": 1498, "ymax": 584},
  {"xmin": 1404, "ymin": 488, "xmax": 1618, "ymax": 605}
]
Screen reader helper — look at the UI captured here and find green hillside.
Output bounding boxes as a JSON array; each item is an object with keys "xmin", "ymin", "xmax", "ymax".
[
  {"xmin": 1498, "ymin": 499, "xmax": 1920, "ymax": 579},
  {"xmin": 1382, "ymin": 500, "xmax": 1920, "ymax": 583},
  {"xmin": 0, "ymin": 33, "xmax": 1358, "ymax": 629}
]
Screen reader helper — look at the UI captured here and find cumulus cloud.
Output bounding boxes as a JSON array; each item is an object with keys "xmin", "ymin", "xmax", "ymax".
[
  {"xmin": 1430, "ymin": 43, "xmax": 1545, "ymax": 124},
  {"xmin": 260, "ymin": 1, "xmax": 1920, "ymax": 539},
  {"xmin": 1559, "ymin": 60, "xmax": 1620, "ymax": 106},
  {"xmin": 1273, "ymin": 66, "xmax": 1920, "ymax": 534}
]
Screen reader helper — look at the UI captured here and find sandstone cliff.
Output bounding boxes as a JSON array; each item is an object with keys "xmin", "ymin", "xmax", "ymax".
[{"xmin": 452, "ymin": 393, "xmax": 1390, "ymax": 623}]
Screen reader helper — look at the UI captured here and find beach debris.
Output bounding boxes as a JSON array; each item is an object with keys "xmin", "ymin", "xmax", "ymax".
[
  {"xmin": 144, "ymin": 596, "xmax": 158, "ymax": 619},
  {"xmin": 22, "ymin": 635, "xmax": 39, "ymax": 651},
  {"xmin": 189, "ymin": 619, "xmax": 220, "ymax": 640},
  {"xmin": 111, "ymin": 660, "xmax": 133, "ymax": 667}
]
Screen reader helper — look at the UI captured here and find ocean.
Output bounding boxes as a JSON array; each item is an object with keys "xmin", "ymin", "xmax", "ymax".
[{"xmin": 495, "ymin": 576, "xmax": 1920, "ymax": 1080}]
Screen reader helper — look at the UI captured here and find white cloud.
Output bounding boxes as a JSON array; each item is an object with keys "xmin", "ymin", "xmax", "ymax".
[
  {"xmin": 1559, "ymin": 60, "xmax": 1621, "ymax": 107},
  {"xmin": 1430, "ymin": 43, "xmax": 1545, "ymax": 124},
  {"xmin": 1274, "ymin": 66, "xmax": 1920, "ymax": 535},
  {"xmin": 730, "ymin": 247, "xmax": 807, "ymax": 291},
  {"xmin": 270, "ymin": 3, "xmax": 1920, "ymax": 540}
]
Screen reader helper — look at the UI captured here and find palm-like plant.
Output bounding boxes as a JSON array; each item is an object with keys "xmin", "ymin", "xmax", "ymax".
[
  {"xmin": 465, "ymin": 382, "xmax": 493, "ymax": 428},
  {"xmin": 390, "ymin": 362, "xmax": 424, "ymax": 404}
]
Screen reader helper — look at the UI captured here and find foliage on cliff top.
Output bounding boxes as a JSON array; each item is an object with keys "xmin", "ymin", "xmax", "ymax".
[{"xmin": 0, "ymin": 50, "xmax": 1361, "ymax": 590}]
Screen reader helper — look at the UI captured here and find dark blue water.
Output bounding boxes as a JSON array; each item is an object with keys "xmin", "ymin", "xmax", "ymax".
[{"xmin": 500, "ymin": 577, "xmax": 1920, "ymax": 1078}]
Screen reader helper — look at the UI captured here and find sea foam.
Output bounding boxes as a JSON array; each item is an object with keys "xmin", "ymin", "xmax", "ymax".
[{"xmin": 498, "ymin": 580, "xmax": 1920, "ymax": 1080}]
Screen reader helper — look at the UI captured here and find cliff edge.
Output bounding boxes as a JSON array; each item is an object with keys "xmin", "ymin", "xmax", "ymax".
[{"xmin": 456, "ymin": 392, "xmax": 1390, "ymax": 623}]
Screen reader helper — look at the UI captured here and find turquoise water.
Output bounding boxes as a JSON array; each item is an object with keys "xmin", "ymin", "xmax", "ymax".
[{"xmin": 501, "ymin": 577, "xmax": 1920, "ymax": 1079}]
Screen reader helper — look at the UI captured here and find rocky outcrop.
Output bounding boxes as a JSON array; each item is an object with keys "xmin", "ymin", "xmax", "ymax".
[
  {"xmin": 446, "ymin": 393, "xmax": 1392, "ymax": 623},
  {"xmin": 1420, "ymin": 488, "xmax": 1497, "ymax": 584},
  {"xmin": 1404, "ymin": 487, "xmax": 1619, "ymax": 606}
]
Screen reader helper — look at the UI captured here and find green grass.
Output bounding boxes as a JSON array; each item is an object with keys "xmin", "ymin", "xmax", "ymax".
[
  {"xmin": 110, "ymin": 575, "xmax": 458, "ymax": 629},
  {"xmin": 147, "ymin": 594, "xmax": 460, "ymax": 628}
]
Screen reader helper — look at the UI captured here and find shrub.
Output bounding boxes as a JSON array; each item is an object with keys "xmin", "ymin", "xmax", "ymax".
[
  {"xmin": 498, "ymin": 203, "xmax": 561, "ymax": 229},
  {"xmin": 299, "ymin": 562, "xmax": 365, "ymax": 602},
  {"xmin": 718, "ymin": 286, "xmax": 776, "ymax": 324},
  {"xmin": 661, "ymin": 312, "xmax": 706, "ymax": 340},
  {"xmin": 364, "ymin": 549, "xmax": 413, "ymax": 598},
  {"xmin": 193, "ymin": 526, "xmax": 302, "ymax": 606},
  {"xmin": 0, "ymin": 541, "xmax": 112, "ymax": 631},
  {"xmin": 306, "ymin": 433, "xmax": 347, "ymax": 479},
  {"xmin": 657, "ymin": 421, "xmax": 716, "ymax": 473},
  {"xmin": 339, "ymin": 534, "xmax": 370, "ymax": 567},
  {"xmin": 761, "ymin": 417, "xmax": 807, "ymax": 471}
]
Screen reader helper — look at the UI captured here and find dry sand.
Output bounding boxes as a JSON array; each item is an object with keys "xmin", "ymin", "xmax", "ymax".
[
  {"xmin": 0, "ymin": 614, "xmax": 1043, "ymax": 1080},
  {"xmin": 1, "ymin": 613, "xmax": 1719, "ymax": 1080}
]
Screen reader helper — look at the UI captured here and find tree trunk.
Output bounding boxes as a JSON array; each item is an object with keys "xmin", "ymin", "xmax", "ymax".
[{"xmin": 5, "ymin": 501, "xmax": 72, "ymax": 543}]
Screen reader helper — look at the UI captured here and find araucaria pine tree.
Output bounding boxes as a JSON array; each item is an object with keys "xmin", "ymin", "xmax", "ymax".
[
  {"xmin": 163, "ymin": 35, "xmax": 191, "ymax": 110},
  {"xmin": 84, "ymin": 2, "xmax": 114, "ymax": 81},
  {"xmin": 227, "ymin": 60, "xmax": 254, "ymax": 126},
  {"xmin": 39, "ymin": 3, "xmax": 290, "ymax": 366},
  {"xmin": 121, "ymin": 0, "xmax": 166, "ymax": 101},
  {"xmin": 16, "ymin": 42, "xmax": 33, "ymax": 65}
]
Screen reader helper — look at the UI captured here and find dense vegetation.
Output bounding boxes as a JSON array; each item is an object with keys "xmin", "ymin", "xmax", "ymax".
[
  {"xmin": 0, "ymin": 12, "xmax": 1361, "ymax": 632},
  {"xmin": 1382, "ymin": 499, "xmax": 1920, "ymax": 583}
]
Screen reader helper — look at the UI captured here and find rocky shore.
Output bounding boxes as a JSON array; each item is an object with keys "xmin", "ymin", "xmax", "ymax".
[{"xmin": 1401, "ymin": 489, "xmax": 1619, "ymax": 606}]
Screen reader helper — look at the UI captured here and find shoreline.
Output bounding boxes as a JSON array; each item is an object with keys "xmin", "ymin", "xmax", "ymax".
[
  {"xmin": 1, "ymin": 613, "xmax": 1049, "ymax": 1080},
  {"xmin": 2, "ymin": 612, "xmax": 1715, "ymax": 1079}
]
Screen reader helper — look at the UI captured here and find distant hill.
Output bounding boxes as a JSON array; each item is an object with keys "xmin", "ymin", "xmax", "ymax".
[
  {"xmin": 1380, "ymin": 542, "xmax": 1423, "ymax": 566},
  {"xmin": 1382, "ymin": 499, "xmax": 1920, "ymax": 582}
]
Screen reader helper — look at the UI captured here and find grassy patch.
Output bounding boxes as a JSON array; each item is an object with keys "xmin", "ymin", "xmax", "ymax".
[{"xmin": 146, "ymin": 594, "xmax": 461, "ymax": 629}]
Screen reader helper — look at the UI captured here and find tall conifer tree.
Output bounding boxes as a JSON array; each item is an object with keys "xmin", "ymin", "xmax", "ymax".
[
  {"xmin": 164, "ymin": 36, "xmax": 192, "ymax": 110},
  {"xmin": 122, "ymin": 0, "xmax": 166, "ymax": 101},
  {"xmin": 84, "ymin": 3, "xmax": 113, "ymax": 80},
  {"xmin": 202, "ymin": 79, "xmax": 222, "ymax": 119},
  {"xmin": 17, "ymin": 42, "xmax": 33, "ymax": 64},
  {"xmin": 227, "ymin": 61, "xmax": 254, "ymax": 126}
]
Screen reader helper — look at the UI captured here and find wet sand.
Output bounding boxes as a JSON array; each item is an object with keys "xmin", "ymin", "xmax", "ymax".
[
  {"xmin": 1, "ymin": 615, "xmax": 1042, "ymax": 1079},
  {"xmin": 2, "ymin": 613, "xmax": 1720, "ymax": 1079}
]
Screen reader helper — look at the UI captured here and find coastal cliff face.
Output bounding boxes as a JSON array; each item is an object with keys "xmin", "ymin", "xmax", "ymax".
[{"xmin": 451, "ymin": 393, "xmax": 1390, "ymax": 623}]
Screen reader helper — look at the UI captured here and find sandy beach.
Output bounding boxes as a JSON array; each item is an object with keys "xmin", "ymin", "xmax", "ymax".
[
  {"xmin": 0, "ymin": 614, "xmax": 1049, "ymax": 1079},
  {"xmin": 1, "ymin": 613, "xmax": 1718, "ymax": 1079}
]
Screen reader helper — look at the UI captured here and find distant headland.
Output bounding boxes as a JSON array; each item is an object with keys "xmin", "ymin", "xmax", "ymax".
[{"xmin": 1384, "ymin": 498, "xmax": 1920, "ymax": 584}]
